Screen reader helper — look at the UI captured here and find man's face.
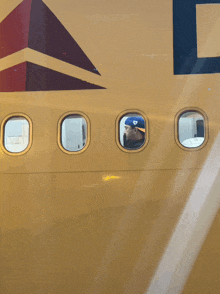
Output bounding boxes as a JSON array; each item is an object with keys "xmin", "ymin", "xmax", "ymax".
[{"xmin": 124, "ymin": 125, "xmax": 137, "ymax": 140}]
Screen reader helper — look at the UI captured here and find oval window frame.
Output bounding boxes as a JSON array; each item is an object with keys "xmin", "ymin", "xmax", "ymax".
[
  {"xmin": 57, "ymin": 111, "xmax": 90, "ymax": 155},
  {"xmin": 174, "ymin": 107, "xmax": 208, "ymax": 151},
  {"xmin": 116, "ymin": 109, "xmax": 149, "ymax": 153},
  {"xmin": 1, "ymin": 113, "xmax": 33, "ymax": 156}
]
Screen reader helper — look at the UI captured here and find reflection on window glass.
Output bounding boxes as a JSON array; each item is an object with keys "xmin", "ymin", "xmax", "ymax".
[
  {"xmin": 178, "ymin": 111, "xmax": 205, "ymax": 148},
  {"xmin": 119, "ymin": 113, "xmax": 146, "ymax": 150},
  {"xmin": 61, "ymin": 114, "xmax": 87, "ymax": 152},
  {"xmin": 4, "ymin": 117, "xmax": 29, "ymax": 153}
]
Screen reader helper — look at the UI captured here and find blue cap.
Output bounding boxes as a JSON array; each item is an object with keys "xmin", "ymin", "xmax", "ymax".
[{"xmin": 125, "ymin": 116, "xmax": 145, "ymax": 132}]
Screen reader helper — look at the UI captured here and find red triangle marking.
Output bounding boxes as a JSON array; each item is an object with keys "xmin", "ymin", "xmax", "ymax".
[
  {"xmin": 0, "ymin": 0, "xmax": 101, "ymax": 76},
  {"xmin": 0, "ymin": 0, "xmax": 32, "ymax": 59},
  {"xmin": 26, "ymin": 62, "xmax": 105, "ymax": 91},
  {"xmin": 0, "ymin": 62, "xmax": 105, "ymax": 92},
  {"xmin": 28, "ymin": 0, "xmax": 100, "ymax": 75},
  {"xmin": 0, "ymin": 63, "xmax": 27, "ymax": 92}
]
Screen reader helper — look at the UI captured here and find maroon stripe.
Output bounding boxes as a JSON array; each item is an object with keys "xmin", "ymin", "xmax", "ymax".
[
  {"xmin": 26, "ymin": 62, "xmax": 105, "ymax": 91},
  {"xmin": 0, "ymin": 0, "xmax": 32, "ymax": 59},
  {"xmin": 0, "ymin": 0, "xmax": 101, "ymax": 76},
  {"xmin": 0, "ymin": 63, "xmax": 27, "ymax": 92},
  {"xmin": 28, "ymin": 0, "xmax": 101, "ymax": 75}
]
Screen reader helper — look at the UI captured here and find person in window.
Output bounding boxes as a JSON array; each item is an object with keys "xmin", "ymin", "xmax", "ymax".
[{"xmin": 123, "ymin": 116, "xmax": 145, "ymax": 149}]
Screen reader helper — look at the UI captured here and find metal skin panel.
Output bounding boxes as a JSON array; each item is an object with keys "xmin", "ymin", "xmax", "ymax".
[
  {"xmin": 1, "ymin": 0, "xmax": 220, "ymax": 293},
  {"xmin": 182, "ymin": 209, "xmax": 220, "ymax": 294},
  {"xmin": 0, "ymin": 171, "xmax": 199, "ymax": 293}
]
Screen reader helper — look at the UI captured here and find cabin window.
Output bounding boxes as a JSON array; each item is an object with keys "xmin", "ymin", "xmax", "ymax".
[
  {"xmin": 119, "ymin": 113, "xmax": 146, "ymax": 150},
  {"xmin": 178, "ymin": 111, "xmax": 205, "ymax": 148},
  {"xmin": 61, "ymin": 114, "xmax": 87, "ymax": 152},
  {"xmin": 4, "ymin": 116, "xmax": 30, "ymax": 153}
]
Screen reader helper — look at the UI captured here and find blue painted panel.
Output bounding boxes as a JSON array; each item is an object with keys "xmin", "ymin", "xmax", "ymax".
[{"xmin": 173, "ymin": 0, "xmax": 220, "ymax": 74}]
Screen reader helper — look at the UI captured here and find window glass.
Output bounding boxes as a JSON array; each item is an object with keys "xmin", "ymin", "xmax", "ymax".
[
  {"xmin": 178, "ymin": 111, "xmax": 205, "ymax": 148},
  {"xmin": 61, "ymin": 114, "xmax": 87, "ymax": 152},
  {"xmin": 4, "ymin": 117, "xmax": 30, "ymax": 153},
  {"xmin": 119, "ymin": 113, "xmax": 146, "ymax": 150}
]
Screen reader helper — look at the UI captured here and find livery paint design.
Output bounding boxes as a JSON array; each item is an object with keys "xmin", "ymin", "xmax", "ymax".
[
  {"xmin": 173, "ymin": 0, "xmax": 220, "ymax": 75},
  {"xmin": 0, "ymin": 0, "xmax": 104, "ymax": 91},
  {"xmin": 0, "ymin": 62, "xmax": 105, "ymax": 92}
]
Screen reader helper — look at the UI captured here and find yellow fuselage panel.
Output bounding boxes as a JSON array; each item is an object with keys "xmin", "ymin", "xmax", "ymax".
[{"xmin": 1, "ymin": 0, "xmax": 220, "ymax": 293}]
